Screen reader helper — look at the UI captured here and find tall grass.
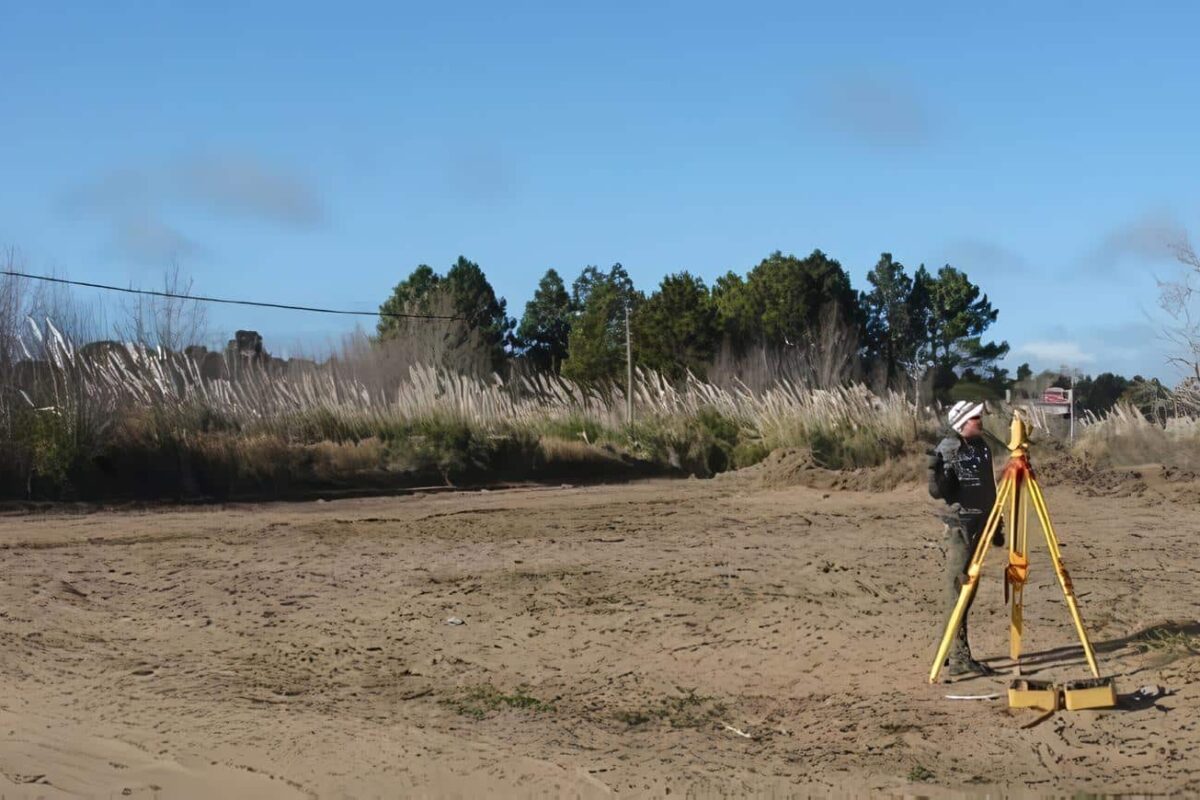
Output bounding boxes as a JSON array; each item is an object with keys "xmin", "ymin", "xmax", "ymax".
[
  {"xmin": 1076, "ymin": 404, "xmax": 1200, "ymax": 470},
  {"xmin": 0, "ymin": 319, "xmax": 935, "ymax": 499}
]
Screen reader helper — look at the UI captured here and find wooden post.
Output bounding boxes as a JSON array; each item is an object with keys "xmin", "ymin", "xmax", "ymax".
[{"xmin": 625, "ymin": 299, "xmax": 633, "ymax": 426}]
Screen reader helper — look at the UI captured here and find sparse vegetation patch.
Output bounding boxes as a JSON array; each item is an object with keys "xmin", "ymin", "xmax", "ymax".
[
  {"xmin": 440, "ymin": 684, "xmax": 556, "ymax": 719},
  {"xmin": 613, "ymin": 688, "xmax": 728, "ymax": 730}
]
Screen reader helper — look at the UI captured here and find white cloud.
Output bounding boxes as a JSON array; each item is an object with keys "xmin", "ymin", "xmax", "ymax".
[{"xmin": 1015, "ymin": 341, "xmax": 1096, "ymax": 365}]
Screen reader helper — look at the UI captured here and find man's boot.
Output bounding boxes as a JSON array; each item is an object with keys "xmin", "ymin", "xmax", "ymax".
[
  {"xmin": 946, "ymin": 629, "xmax": 996, "ymax": 677},
  {"xmin": 948, "ymin": 654, "xmax": 997, "ymax": 677}
]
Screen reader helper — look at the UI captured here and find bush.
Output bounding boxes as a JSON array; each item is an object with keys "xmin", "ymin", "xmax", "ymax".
[
  {"xmin": 538, "ymin": 414, "xmax": 613, "ymax": 447},
  {"xmin": 19, "ymin": 409, "xmax": 76, "ymax": 496},
  {"xmin": 807, "ymin": 426, "xmax": 904, "ymax": 469},
  {"xmin": 622, "ymin": 408, "xmax": 745, "ymax": 477},
  {"xmin": 732, "ymin": 440, "xmax": 771, "ymax": 469},
  {"xmin": 383, "ymin": 417, "xmax": 486, "ymax": 480}
]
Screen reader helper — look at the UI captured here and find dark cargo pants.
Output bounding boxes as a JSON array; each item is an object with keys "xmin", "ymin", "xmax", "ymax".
[{"xmin": 943, "ymin": 518, "xmax": 984, "ymax": 664}]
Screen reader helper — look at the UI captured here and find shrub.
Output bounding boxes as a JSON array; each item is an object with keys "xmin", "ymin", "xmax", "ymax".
[
  {"xmin": 732, "ymin": 440, "xmax": 771, "ymax": 469},
  {"xmin": 19, "ymin": 409, "xmax": 76, "ymax": 495}
]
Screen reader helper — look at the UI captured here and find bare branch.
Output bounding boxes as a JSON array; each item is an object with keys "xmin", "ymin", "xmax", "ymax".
[
  {"xmin": 1160, "ymin": 229, "xmax": 1200, "ymax": 385},
  {"xmin": 114, "ymin": 262, "xmax": 209, "ymax": 350}
]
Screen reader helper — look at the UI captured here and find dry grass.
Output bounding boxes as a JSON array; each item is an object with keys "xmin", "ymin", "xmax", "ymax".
[
  {"xmin": 16, "ymin": 309, "xmax": 1200, "ymax": 503},
  {"xmin": 1076, "ymin": 404, "xmax": 1200, "ymax": 470},
  {"xmin": 1, "ymin": 319, "xmax": 936, "ymax": 499}
]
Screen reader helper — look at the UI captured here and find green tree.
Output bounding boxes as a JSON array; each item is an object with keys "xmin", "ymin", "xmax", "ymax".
[
  {"xmin": 1079, "ymin": 372, "xmax": 1131, "ymax": 414},
  {"xmin": 571, "ymin": 263, "xmax": 635, "ymax": 309},
  {"xmin": 861, "ymin": 253, "xmax": 915, "ymax": 385},
  {"xmin": 377, "ymin": 257, "xmax": 513, "ymax": 373},
  {"xmin": 710, "ymin": 251, "xmax": 864, "ymax": 354},
  {"xmin": 914, "ymin": 265, "xmax": 1009, "ymax": 398},
  {"xmin": 908, "ymin": 264, "xmax": 934, "ymax": 348},
  {"xmin": 444, "ymin": 256, "xmax": 513, "ymax": 372},
  {"xmin": 632, "ymin": 272, "xmax": 720, "ymax": 379},
  {"xmin": 1016, "ymin": 362, "xmax": 1033, "ymax": 382},
  {"xmin": 376, "ymin": 264, "xmax": 441, "ymax": 339},
  {"xmin": 745, "ymin": 250, "xmax": 861, "ymax": 348},
  {"xmin": 712, "ymin": 271, "xmax": 756, "ymax": 345},
  {"xmin": 951, "ymin": 366, "xmax": 1011, "ymax": 402},
  {"xmin": 562, "ymin": 263, "xmax": 640, "ymax": 384},
  {"xmin": 517, "ymin": 269, "xmax": 574, "ymax": 373}
]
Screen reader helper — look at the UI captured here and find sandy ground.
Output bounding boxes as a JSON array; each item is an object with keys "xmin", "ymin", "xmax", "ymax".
[{"xmin": 1, "ymin": 465, "xmax": 1198, "ymax": 798}]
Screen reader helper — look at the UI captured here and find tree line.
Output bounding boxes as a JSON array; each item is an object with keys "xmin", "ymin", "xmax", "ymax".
[{"xmin": 374, "ymin": 250, "xmax": 1141, "ymax": 410}]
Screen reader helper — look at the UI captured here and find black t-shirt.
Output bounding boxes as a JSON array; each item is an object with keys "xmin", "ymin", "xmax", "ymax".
[{"xmin": 932, "ymin": 433, "xmax": 997, "ymax": 531}]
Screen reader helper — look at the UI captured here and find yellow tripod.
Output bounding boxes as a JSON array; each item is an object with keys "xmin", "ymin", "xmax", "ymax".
[{"xmin": 928, "ymin": 412, "xmax": 1101, "ymax": 683}]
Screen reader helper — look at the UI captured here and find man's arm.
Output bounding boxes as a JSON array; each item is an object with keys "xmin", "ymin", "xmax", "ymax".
[{"xmin": 926, "ymin": 442, "xmax": 959, "ymax": 501}]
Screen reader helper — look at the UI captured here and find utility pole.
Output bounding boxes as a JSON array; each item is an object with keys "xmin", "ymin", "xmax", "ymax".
[
  {"xmin": 1069, "ymin": 369, "xmax": 1075, "ymax": 441},
  {"xmin": 624, "ymin": 298, "xmax": 633, "ymax": 426}
]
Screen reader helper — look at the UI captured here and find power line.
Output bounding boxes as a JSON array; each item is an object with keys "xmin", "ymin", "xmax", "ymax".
[{"xmin": 1, "ymin": 270, "xmax": 462, "ymax": 321}]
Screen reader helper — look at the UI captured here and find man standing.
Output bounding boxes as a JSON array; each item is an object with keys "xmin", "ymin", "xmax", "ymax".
[{"xmin": 927, "ymin": 400, "xmax": 1004, "ymax": 677}]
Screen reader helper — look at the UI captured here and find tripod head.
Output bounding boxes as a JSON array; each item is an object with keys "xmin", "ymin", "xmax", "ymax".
[{"xmin": 1007, "ymin": 409, "xmax": 1031, "ymax": 455}]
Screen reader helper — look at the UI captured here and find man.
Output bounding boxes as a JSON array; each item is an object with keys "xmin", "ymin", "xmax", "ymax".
[{"xmin": 927, "ymin": 400, "xmax": 1004, "ymax": 677}]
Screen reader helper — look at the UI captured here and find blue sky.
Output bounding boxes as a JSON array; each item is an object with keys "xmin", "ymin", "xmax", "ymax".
[{"xmin": 2, "ymin": 2, "xmax": 1197, "ymax": 379}]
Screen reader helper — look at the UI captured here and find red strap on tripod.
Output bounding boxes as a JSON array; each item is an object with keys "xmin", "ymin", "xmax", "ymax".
[{"xmin": 1006, "ymin": 552, "xmax": 1029, "ymax": 589}]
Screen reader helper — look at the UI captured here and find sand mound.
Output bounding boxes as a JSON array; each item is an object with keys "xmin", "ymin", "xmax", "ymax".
[
  {"xmin": 1134, "ymin": 463, "xmax": 1200, "ymax": 505},
  {"xmin": 1006, "ymin": 439, "xmax": 1200, "ymax": 503},
  {"xmin": 738, "ymin": 448, "xmax": 924, "ymax": 492},
  {"xmin": 1028, "ymin": 439, "xmax": 1148, "ymax": 497},
  {"xmin": 730, "ymin": 439, "xmax": 1166, "ymax": 500},
  {"xmin": 711, "ymin": 431, "xmax": 1198, "ymax": 513},
  {"xmin": 1034, "ymin": 455, "xmax": 1147, "ymax": 497}
]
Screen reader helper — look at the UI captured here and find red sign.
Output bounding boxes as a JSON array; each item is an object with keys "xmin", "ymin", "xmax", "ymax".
[{"xmin": 1041, "ymin": 389, "xmax": 1071, "ymax": 405}]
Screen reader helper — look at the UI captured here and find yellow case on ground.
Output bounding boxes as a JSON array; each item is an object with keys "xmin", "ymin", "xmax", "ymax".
[
  {"xmin": 1062, "ymin": 678, "xmax": 1117, "ymax": 710},
  {"xmin": 1008, "ymin": 679, "xmax": 1059, "ymax": 711}
]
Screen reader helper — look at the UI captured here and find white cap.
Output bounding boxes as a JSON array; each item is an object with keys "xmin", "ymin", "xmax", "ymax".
[{"xmin": 948, "ymin": 400, "xmax": 986, "ymax": 433}]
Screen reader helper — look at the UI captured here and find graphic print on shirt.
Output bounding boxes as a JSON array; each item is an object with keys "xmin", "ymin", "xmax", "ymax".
[{"xmin": 935, "ymin": 436, "xmax": 996, "ymax": 522}]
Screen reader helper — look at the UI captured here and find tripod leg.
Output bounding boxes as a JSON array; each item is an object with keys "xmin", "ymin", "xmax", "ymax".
[
  {"xmin": 1009, "ymin": 474, "xmax": 1025, "ymax": 663},
  {"xmin": 1026, "ymin": 475, "xmax": 1101, "ymax": 678},
  {"xmin": 1010, "ymin": 475, "xmax": 1030, "ymax": 666},
  {"xmin": 928, "ymin": 472, "xmax": 1014, "ymax": 683}
]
